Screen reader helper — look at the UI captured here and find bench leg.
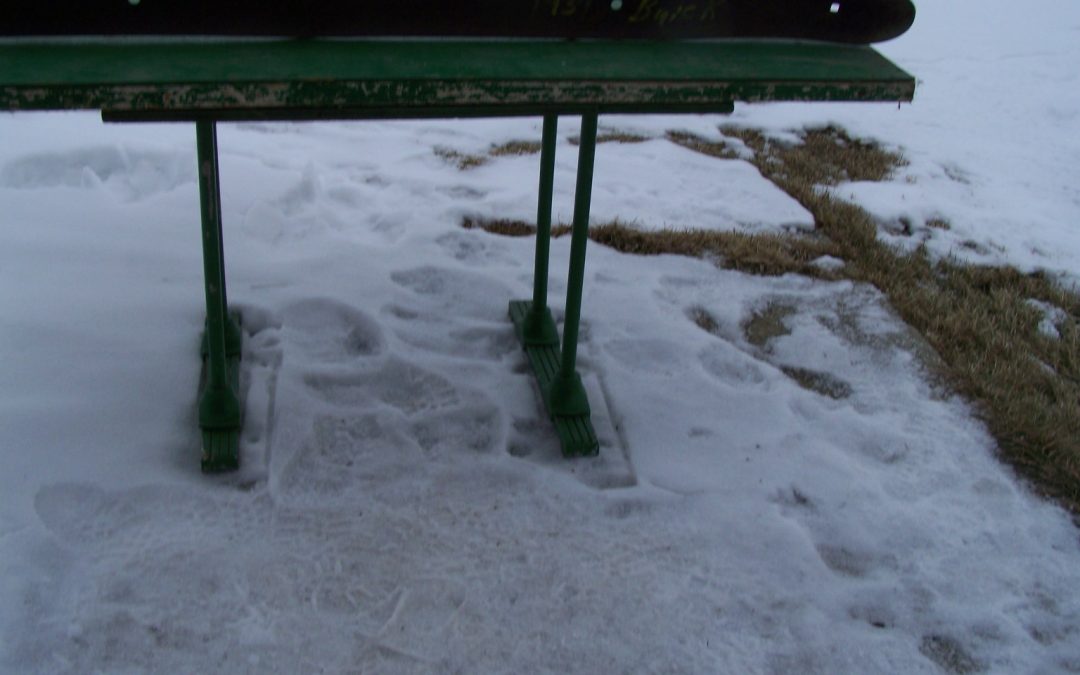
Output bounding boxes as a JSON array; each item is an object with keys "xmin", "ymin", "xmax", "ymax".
[
  {"xmin": 195, "ymin": 120, "xmax": 241, "ymax": 472},
  {"xmin": 545, "ymin": 111, "xmax": 597, "ymax": 419},
  {"xmin": 198, "ymin": 124, "xmax": 242, "ymax": 360},
  {"xmin": 508, "ymin": 112, "xmax": 599, "ymax": 456},
  {"xmin": 521, "ymin": 114, "xmax": 560, "ymax": 347}
]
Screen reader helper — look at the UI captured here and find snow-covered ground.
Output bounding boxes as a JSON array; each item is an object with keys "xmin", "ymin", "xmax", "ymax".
[{"xmin": 2, "ymin": 1, "xmax": 1080, "ymax": 673}]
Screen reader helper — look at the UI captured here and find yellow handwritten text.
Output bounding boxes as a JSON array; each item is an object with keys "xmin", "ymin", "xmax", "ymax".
[
  {"xmin": 629, "ymin": 0, "xmax": 720, "ymax": 25},
  {"xmin": 537, "ymin": 0, "xmax": 596, "ymax": 18}
]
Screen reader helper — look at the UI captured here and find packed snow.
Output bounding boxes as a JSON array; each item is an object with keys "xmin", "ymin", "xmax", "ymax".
[{"xmin": 2, "ymin": 0, "xmax": 1080, "ymax": 673}]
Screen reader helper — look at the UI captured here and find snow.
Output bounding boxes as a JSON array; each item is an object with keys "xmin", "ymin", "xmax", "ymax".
[
  {"xmin": 3, "ymin": 1, "xmax": 1080, "ymax": 672},
  {"xmin": 719, "ymin": 0, "xmax": 1080, "ymax": 280}
]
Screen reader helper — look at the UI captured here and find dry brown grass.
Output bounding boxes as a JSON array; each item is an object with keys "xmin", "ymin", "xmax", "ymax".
[
  {"xmin": 461, "ymin": 217, "xmax": 570, "ymax": 238},
  {"xmin": 489, "ymin": 140, "xmax": 543, "ymax": 157},
  {"xmin": 742, "ymin": 302, "xmax": 796, "ymax": 348},
  {"xmin": 688, "ymin": 306, "xmax": 722, "ymax": 336},
  {"xmin": 781, "ymin": 366, "xmax": 855, "ymax": 400},
  {"xmin": 588, "ymin": 223, "xmax": 843, "ymax": 279},
  {"xmin": 665, "ymin": 130, "xmax": 741, "ymax": 160},
  {"xmin": 568, "ymin": 131, "xmax": 651, "ymax": 146},
  {"xmin": 463, "ymin": 216, "xmax": 841, "ymax": 279},
  {"xmin": 877, "ymin": 260, "xmax": 1080, "ymax": 513},
  {"xmin": 465, "ymin": 123, "xmax": 1080, "ymax": 517},
  {"xmin": 433, "ymin": 146, "xmax": 488, "ymax": 170},
  {"xmin": 723, "ymin": 124, "xmax": 1080, "ymax": 516},
  {"xmin": 722, "ymin": 124, "xmax": 907, "ymax": 187}
]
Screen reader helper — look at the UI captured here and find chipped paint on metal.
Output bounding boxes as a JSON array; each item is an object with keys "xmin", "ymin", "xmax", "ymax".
[
  {"xmin": 1, "ymin": 78, "xmax": 913, "ymax": 114},
  {"xmin": 0, "ymin": 39, "xmax": 914, "ymax": 117}
]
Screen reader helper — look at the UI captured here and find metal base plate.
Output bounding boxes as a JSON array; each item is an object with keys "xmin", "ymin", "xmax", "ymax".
[
  {"xmin": 510, "ymin": 300, "xmax": 599, "ymax": 457},
  {"xmin": 199, "ymin": 311, "xmax": 243, "ymax": 472}
]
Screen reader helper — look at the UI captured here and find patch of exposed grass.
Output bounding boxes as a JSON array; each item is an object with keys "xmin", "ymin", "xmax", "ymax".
[
  {"xmin": 588, "ymin": 223, "xmax": 843, "ymax": 279},
  {"xmin": 959, "ymin": 239, "xmax": 992, "ymax": 254},
  {"xmin": 665, "ymin": 130, "xmax": 741, "ymax": 160},
  {"xmin": 920, "ymin": 635, "xmax": 983, "ymax": 675},
  {"xmin": 461, "ymin": 217, "xmax": 534, "ymax": 237},
  {"xmin": 927, "ymin": 217, "xmax": 952, "ymax": 230},
  {"xmin": 461, "ymin": 217, "xmax": 570, "ymax": 238},
  {"xmin": 724, "ymin": 124, "xmax": 1080, "ymax": 517},
  {"xmin": 462, "ymin": 217, "xmax": 840, "ymax": 278},
  {"xmin": 722, "ymin": 124, "xmax": 907, "ymax": 186},
  {"xmin": 490, "ymin": 140, "xmax": 542, "ymax": 157},
  {"xmin": 468, "ymin": 123, "xmax": 1080, "ymax": 516},
  {"xmin": 433, "ymin": 146, "xmax": 489, "ymax": 170},
  {"xmin": 688, "ymin": 306, "xmax": 721, "ymax": 336},
  {"xmin": 568, "ymin": 131, "xmax": 651, "ymax": 146},
  {"xmin": 742, "ymin": 302, "xmax": 796, "ymax": 348},
  {"xmin": 781, "ymin": 367, "xmax": 855, "ymax": 400}
]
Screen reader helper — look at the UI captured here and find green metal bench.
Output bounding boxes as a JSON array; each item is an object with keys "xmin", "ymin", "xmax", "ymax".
[{"xmin": 0, "ymin": 37, "xmax": 914, "ymax": 469}]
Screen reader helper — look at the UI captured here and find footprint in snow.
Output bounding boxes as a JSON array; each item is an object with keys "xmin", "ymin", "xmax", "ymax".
[
  {"xmin": 275, "ymin": 413, "xmax": 425, "ymax": 502},
  {"xmin": 303, "ymin": 358, "xmax": 461, "ymax": 415},
  {"xmin": 280, "ymin": 298, "xmax": 384, "ymax": 363},
  {"xmin": 436, "ymin": 185, "xmax": 487, "ymax": 200},
  {"xmin": 435, "ymin": 230, "xmax": 515, "ymax": 267},
  {"xmin": 1, "ymin": 145, "xmax": 195, "ymax": 201},
  {"xmin": 769, "ymin": 485, "xmax": 898, "ymax": 581},
  {"xmin": 284, "ymin": 355, "xmax": 505, "ymax": 502},
  {"xmin": 277, "ymin": 401, "xmax": 504, "ymax": 506},
  {"xmin": 382, "ymin": 303, "xmax": 519, "ymax": 361},
  {"xmin": 412, "ymin": 404, "xmax": 502, "ymax": 455},
  {"xmin": 697, "ymin": 342, "xmax": 770, "ymax": 389},
  {"xmin": 21, "ymin": 480, "xmax": 460, "ymax": 673},
  {"xmin": 390, "ymin": 265, "xmax": 513, "ymax": 321},
  {"xmin": 603, "ymin": 337, "xmax": 692, "ymax": 377}
]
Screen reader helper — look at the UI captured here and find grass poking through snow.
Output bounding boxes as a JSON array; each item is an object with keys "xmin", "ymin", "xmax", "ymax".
[
  {"xmin": 489, "ymin": 140, "xmax": 543, "ymax": 157},
  {"xmin": 665, "ymin": 130, "xmax": 742, "ymax": 160},
  {"xmin": 688, "ymin": 306, "xmax": 722, "ymax": 336},
  {"xmin": 722, "ymin": 124, "xmax": 1080, "ymax": 516},
  {"xmin": 434, "ymin": 146, "xmax": 489, "ymax": 170},
  {"xmin": 461, "ymin": 217, "xmax": 571, "ymax": 238},
  {"xmin": 464, "ymin": 216, "xmax": 842, "ymax": 279},
  {"xmin": 464, "ymin": 123, "xmax": 1080, "ymax": 516},
  {"xmin": 568, "ymin": 131, "xmax": 652, "ymax": 146},
  {"xmin": 742, "ymin": 302, "xmax": 797, "ymax": 348}
]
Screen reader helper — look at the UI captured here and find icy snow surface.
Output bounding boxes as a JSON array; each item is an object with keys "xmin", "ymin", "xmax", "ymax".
[{"xmin": 2, "ymin": 1, "xmax": 1080, "ymax": 673}]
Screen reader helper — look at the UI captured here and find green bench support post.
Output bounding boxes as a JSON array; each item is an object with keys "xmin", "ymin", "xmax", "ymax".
[
  {"xmin": 548, "ymin": 110, "xmax": 597, "ymax": 418},
  {"xmin": 195, "ymin": 119, "xmax": 242, "ymax": 472},
  {"xmin": 521, "ymin": 114, "xmax": 560, "ymax": 347},
  {"xmin": 510, "ymin": 111, "xmax": 600, "ymax": 457},
  {"xmin": 197, "ymin": 123, "xmax": 242, "ymax": 361}
]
